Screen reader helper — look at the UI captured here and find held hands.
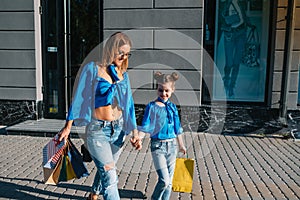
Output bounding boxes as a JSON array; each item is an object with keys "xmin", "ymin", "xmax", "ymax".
[
  {"xmin": 130, "ymin": 130, "xmax": 143, "ymax": 150},
  {"xmin": 130, "ymin": 135, "xmax": 142, "ymax": 150}
]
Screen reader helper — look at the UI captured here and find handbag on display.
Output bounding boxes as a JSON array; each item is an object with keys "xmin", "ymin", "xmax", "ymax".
[
  {"xmin": 242, "ymin": 25, "xmax": 260, "ymax": 68},
  {"xmin": 223, "ymin": 13, "xmax": 240, "ymax": 25},
  {"xmin": 222, "ymin": 2, "xmax": 241, "ymax": 26}
]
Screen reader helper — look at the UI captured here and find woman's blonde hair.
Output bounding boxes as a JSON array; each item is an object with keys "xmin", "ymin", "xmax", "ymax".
[
  {"xmin": 101, "ymin": 32, "xmax": 132, "ymax": 71},
  {"xmin": 154, "ymin": 71, "xmax": 179, "ymax": 89}
]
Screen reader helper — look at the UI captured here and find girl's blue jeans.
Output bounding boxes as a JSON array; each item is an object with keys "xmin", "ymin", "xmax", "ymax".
[
  {"xmin": 86, "ymin": 117, "xmax": 125, "ymax": 200},
  {"xmin": 151, "ymin": 139, "xmax": 177, "ymax": 200}
]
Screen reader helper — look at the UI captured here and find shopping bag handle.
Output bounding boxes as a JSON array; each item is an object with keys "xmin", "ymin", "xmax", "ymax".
[
  {"xmin": 177, "ymin": 152, "xmax": 185, "ymax": 157},
  {"xmin": 177, "ymin": 151, "xmax": 189, "ymax": 159}
]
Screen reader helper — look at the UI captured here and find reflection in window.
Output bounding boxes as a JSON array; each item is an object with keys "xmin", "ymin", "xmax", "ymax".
[{"xmin": 213, "ymin": 0, "xmax": 270, "ymax": 102}]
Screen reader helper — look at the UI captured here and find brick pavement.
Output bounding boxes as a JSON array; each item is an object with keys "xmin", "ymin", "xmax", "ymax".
[{"xmin": 0, "ymin": 133, "xmax": 299, "ymax": 200}]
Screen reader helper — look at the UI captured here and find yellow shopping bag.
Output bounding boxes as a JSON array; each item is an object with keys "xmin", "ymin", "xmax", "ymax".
[
  {"xmin": 172, "ymin": 158, "xmax": 194, "ymax": 193},
  {"xmin": 58, "ymin": 153, "xmax": 77, "ymax": 182}
]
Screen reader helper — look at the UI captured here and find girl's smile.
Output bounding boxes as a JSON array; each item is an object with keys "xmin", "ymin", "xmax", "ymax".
[{"xmin": 157, "ymin": 82, "xmax": 174, "ymax": 102}]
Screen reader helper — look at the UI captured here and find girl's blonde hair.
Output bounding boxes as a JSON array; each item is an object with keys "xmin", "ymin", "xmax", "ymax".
[
  {"xmin": 154, "ymin": 71, "xmax": 179, "ymax": 89},
  {"xmin": 101, "ymin": 32, "xmax": 132, "ymax": 71}
]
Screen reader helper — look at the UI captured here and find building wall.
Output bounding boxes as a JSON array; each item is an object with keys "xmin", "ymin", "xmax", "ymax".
[
  {"xmin": 103, "ymin": 0, "xmax": 204, "ymax": 106},
  {"xmin": 295, "ymin": 0, "xmax": 300, "ymax": 108},
  {"xmin": 0, "ymin": 0, "xmax": 299, "ymax": 127},
  {"xmin": 0, "ymin": 0, "xmax": 42, "ymax": 125},
  {"xmin": 0, "ymin": 0, "xmax": 38, "ymax": 100},
  {"xmin": 101, "ymin": 0, "xmax": 300, "ymax": 133},
  {"xmin": 101, "ymin": 0, "xmax": 300, "ymax": 109},
  {"xmin": 273, "ymin": 0, "xmax": 300, "ymax": 109}
]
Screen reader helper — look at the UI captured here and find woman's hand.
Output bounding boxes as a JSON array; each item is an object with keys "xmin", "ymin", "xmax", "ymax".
[
  {"xmin": 58, "ymin": 120, "xmax": 73, "ymax": 141},
  {"xmin": 58, "ymin": 127, "xmax": 71, "ymax": 142}
]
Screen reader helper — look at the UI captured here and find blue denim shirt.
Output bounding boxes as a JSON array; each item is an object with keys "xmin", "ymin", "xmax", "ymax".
[
  {"xmin": 138, "ymin": 100, "xmax": 183, "ymax": 139},
  {"xmin": 66, "ymin": 62, "xmax": 137, "ymax": 135}
]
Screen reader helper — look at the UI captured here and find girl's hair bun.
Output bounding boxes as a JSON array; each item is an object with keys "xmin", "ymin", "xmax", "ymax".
[
  {"xmin": 171, "ymin": 72, "xmax": 179, "ymax": 81},
  {"xmin": 154, "ymin": 71, "xmax": 179, "ymax": 83},
  {"xmin": 154, "ymin": 71, "xmax": 163, "ymax": 80}
]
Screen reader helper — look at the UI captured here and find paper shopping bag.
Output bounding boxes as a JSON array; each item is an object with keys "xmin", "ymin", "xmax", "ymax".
[
  {"xmin": 44, "ymin": 155, "xmax": 63, "ymax": 185},
  {"xmin": 43, "ymin": 138, "xmax": 89, "ymax": 185},
  {"xmin": 58, "ymin": 153, "xmax": 77, "ymax": 182},
  {"xmin": 44, "ymin": 150, "xmax": 77, "ymax": 184},
  {"xmin": 42, "ymin": 133, "xmax": 66, "ymax": 168},
  {"xmin": 68, "ymin": 140, "xmax": 89, "ymax": 178},
  {"xmin": 172, "ymin": 158, "xmax": 194, "ymax": 193}
]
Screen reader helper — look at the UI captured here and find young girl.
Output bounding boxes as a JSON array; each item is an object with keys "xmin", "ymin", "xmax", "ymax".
[{"xmin": 138, "ymin": 71, "xmax": 186, "ymax": 200}]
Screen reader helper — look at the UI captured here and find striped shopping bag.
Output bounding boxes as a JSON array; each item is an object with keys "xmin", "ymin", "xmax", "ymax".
[
  {"xmin": 43, "ymin": 138, "xmax": 89, "ymax": 185},
  {"xmin": 42, "ymin": 132, "xmax": 66, "ymax": 169}
]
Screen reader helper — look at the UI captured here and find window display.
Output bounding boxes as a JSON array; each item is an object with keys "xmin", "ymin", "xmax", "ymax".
[{"xmin": 213, "ymin": 0, "xmax": 270, "ymax": 102}]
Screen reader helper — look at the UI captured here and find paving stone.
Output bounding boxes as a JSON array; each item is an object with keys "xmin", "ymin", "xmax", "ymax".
[
  {"xmin": 192, "ymin": 180, "xmax": 203, "ymax": 198},
  {"xmin": 118, "ymin": 173, "xmax": 128, "ymax": 187},
  {"xmin": 255, "ymin": 182, "xmax": 273, "ymax": 199},
  {"xmin": 170, "ymin": 192, "xmax": 179, "ymax": 199},
  {"xmin": 222, "ymin": 183, "xmax": 238, "ymax": 199},
  {"xmin": 180, "ymin": 192, "xmax": 193, "ymax": 199},
  {"xmin": 1, "ymin": 127, "xmax": 300, "ymax": 200},
  {"xmin": 145, "ymin": 171, "xmax": 157, "ymax": 195},
  {"xmin": 266, "ymin": 183, "xmax": 286, "ymax": 199},
  {"xmin": 278, "ymin": 182, "xmax": 300, "ymax": 199},
  {"xmin": 244, "ymin": 182, "xmax": 261, "ymax": 199},
  {"xmin": 125, "ymin": 174, "xmax": 139, "ymax": 189},
  {"xmin": 213, "ymin": 184, "xmax": 227, "ymax": 199},
  {"xmin": 201, "ymin": 181, "xmax": 215, "ymax": 198},
  {"xmin": 233, "ymin": 182, "xmax": 248, "ymax": 197}
]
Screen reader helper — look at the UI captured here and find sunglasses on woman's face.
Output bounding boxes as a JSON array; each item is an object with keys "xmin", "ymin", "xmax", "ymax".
[{"xmin": 117, "ymin": 51, "xmax": 131, "ymax": 60}]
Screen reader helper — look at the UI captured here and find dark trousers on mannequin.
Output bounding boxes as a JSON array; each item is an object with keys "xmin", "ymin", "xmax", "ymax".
[{"xmin": 223, "ymin": 25, "xmax": 246, "ymax": 97}]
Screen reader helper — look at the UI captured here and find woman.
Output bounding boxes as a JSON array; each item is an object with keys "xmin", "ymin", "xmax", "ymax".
[{"xmin": 59, "ymin": 32, "xmax": 141, "ymax": 200}]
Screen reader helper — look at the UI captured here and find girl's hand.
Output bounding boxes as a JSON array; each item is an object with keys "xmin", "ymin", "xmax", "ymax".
[
  {"xmin": 176, "ymin": 135, "xmax": 186, "ymax": 155},
  {"xmin": 179, "ymin": 145, "xmax": 187, "ymax": 155}
]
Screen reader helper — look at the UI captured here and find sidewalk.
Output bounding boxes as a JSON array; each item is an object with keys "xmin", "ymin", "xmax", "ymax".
[{"xmin": 0, "ymin": 120, "xmax": 300, "ymax": 199}]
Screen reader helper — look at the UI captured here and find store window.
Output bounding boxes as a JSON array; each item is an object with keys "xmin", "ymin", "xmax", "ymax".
[
  {"xmin": 209, "ymin": 0, "xmax": 271, "ymax": 102},
  {"xmin": 41, "ymin": 0, "xmax": 100, "ymax": 118}
]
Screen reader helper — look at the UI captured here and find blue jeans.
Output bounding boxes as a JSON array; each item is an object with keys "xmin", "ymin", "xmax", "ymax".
[
  {"xmin": 86, "ymin": 117, "xmax": 125, "ymax": 200},
  {"xmin": 151, "ymin": 139, "xmax": 177, "ymax": 200}
]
